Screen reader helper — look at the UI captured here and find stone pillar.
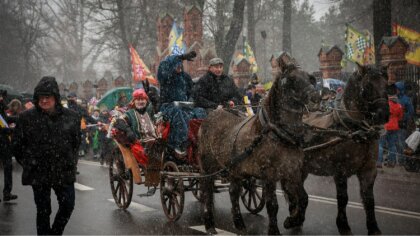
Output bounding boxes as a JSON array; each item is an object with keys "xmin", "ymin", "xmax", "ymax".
[
  {"xmin": 379, "ymin": 36, "xmax": 409, "ymax": 83},
  {"xmin": 318, "ymin": 45, "xmax": 343, "ymax": 79},
  {"xmin": 183, "ymin": 5, "xmax": 203, "ymax": 78},
  {"xmin": 154, "ymin": 13, "xmax": 174, "ymax": 74}
]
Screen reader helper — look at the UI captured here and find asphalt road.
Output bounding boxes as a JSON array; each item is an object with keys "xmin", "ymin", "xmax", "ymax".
[{"xmin": 1, "ymin": 159, "xmax": 420, "ymax": 235}]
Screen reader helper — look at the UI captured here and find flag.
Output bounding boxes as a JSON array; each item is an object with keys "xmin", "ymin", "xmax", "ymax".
[
  {"xmin": 168, "ymin": 22, "xmax": 186, "ymax": 55},
  {"xmin": 345, "ymin": 24, "xmax": 367, "ymax": 65},
  {"xmin": 0, "ymin": 114, "xmax": 8, "ymax": 128},
  {"xmin": 129, "ymin": 44, "xmax": 158, "ymax": 85},
  {"xmin": 243, "ymin": 41, "xmax": 258, "ymax": 73},
  {"xmin": 392, "ymin": 23, "xmax": 420, "ymax": 66},
  {"xmin": 363, "ymin": 30, "xmax": 375, "ymax": 65}
]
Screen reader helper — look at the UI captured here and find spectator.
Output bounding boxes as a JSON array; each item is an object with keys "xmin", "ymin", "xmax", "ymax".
[
  {"xmin": 395, "ymin": 81, "xmax": 416, "ymax": 165},
  {"xmin": 13, "ymin": 77, "xmax": 81, "ymax": 235},
  {"xmin": 0, "ymin": 89, "xmax": 18, "ymax": 202},
  {"xmin": 378, "ymin": 84, "xmax": 403, "ymax": 168},
  {"xmin": 246, "ymin": 84, "xmax": 262, "ymax": 113}
]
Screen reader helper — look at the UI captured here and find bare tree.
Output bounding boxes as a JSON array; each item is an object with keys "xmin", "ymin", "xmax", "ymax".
[
  {"xmin": 283, "ymin": 0, "xmax": 292, "ymax": 54},
  {"xmin": 247, "ymin": 0, "xmax": 256, "ymax": 51},
  {"xmin": 373, "ymin": 0, "xmax": 391, "ymax": 65}
]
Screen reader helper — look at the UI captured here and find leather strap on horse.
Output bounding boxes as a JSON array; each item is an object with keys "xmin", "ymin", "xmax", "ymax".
[{"xmin": 225, "ymin": 106, "xmax": 300, "ymax": 173}]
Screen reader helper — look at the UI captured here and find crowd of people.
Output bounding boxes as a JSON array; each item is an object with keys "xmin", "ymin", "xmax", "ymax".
[{"xmin": 0, "ymin": 49, "xmax": 418, "ymax": 235}]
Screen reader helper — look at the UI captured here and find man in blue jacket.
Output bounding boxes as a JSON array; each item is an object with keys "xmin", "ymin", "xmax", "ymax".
[
  {"xmin": 395, "ymin": 81, "xmax": 416, "ymax": 164},
  {"xmin": 157, "ymin": 51, "xmax": 205, "ymax": 155}
]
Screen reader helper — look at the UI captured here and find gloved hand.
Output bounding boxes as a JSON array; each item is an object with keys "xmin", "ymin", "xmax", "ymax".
[{"xmin": 179, "ymin": 51, "xmax": 197, "ymax": 61}]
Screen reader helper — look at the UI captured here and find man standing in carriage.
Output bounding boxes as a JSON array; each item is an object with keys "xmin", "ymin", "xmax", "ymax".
[
  {"xmin": 193, "ymin": 57, "xmax": 243, "ymax": 114},
  {"xmin": 157, "ymin": 50, "xmax": 206, "ymax": 156}
]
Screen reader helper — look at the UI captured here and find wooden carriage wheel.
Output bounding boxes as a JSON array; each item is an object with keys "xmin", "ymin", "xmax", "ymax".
[
  {"xmin": 160, "ymin": 161, "xmax": 185, "ymax": 222},
  {"xmin": 109, "ymin": 149, "xmax": 134, "ymax": 209},
  {"xmin": 188, "ymin": 178, "xmax": 202, "ymax": 202},
  {"xmin": 241, "ymin": 177, "xmax": 265, "ymax": 214}
]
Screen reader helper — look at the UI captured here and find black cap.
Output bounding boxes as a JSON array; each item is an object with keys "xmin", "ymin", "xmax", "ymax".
[{"xmin": 67, "ymin": 92, "xmax": 77, "ymax": 98}]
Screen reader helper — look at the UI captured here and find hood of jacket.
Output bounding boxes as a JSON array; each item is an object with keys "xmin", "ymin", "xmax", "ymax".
[
  {"xmin": 395, "ymin": 81, "xmax": 405, "ymax": 95},
  {"xmin": 33, "ymin": 76, "xmax": 63, "ymax": 111}
]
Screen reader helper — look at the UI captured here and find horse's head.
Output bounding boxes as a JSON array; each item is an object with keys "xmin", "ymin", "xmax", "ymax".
[
  {"xmin": 344, "ymin": 64, "xmax": 390, "ymax": 125},
  {"xmin": 266, "ymin": 54, "xmax": 320, "ymax": 125}
]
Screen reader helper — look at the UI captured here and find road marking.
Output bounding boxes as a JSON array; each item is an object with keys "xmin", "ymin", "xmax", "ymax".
[
  {"xmin": 274, "ymin": 189, "xmax": 420, "ymax": 220},
  {"xmin": 189, "ymin": 225, "xmax": 236, "ymax": 235},
  {"xmin": 78, "ymin": 160, "xmax": 105, "ymax": 167},
  {"xmin": 74, "ymin": 183, "xmax": 94, "ymax": 191},
  {"xmin": 107, "ymin": 199, "xmax": 156, "ymax": 212}
]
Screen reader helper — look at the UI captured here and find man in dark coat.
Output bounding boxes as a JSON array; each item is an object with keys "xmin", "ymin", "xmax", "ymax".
[
  {"xmin": 13, "ymin": 76, "xmax": 81, "ymax": 235},
  {"xmin": 0, "ymin": 89, "xmax": 18, "ymax": 202},
  {"xmin": 192, "ymin": 57, "xmax": 243, "ymax": 112}
]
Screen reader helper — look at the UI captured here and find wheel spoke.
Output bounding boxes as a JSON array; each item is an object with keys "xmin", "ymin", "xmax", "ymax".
[{"xmin": 247, "ymin": 192, "xmax": 252, "ymax": 207}]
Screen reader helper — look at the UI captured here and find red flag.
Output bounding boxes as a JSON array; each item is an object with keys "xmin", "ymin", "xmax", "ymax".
[{"xmin": 129, "ymin": 44, "xmax": 158, "ymax": 85}]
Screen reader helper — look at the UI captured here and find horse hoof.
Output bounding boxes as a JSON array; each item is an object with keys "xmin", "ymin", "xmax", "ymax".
[
  {"xmin": 206, "ymin": 227, "xmax": 218, "ymax": 235},
  {"xmin": 368, "ymin": 229, "xmax": 382, "ymax": 235},
  {"xmin": 234, "ymin": 221, "xmax": 246, "ymax": 231},
  {"xmin": 268, "ymin": 226, "xmax": 281, "ymax": 235},
  {"xmin": 283, "ymin": 216, "xmax": 303, "ymax": 229},
  {"xmin": 338, "ymin": 228, "xmax": 353, "ymax": 235}
]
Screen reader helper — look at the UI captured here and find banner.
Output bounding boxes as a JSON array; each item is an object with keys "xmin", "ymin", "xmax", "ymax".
[
  {"xmin": 129, "ymin": 44, "xmax": 157, "ymax": 85},
  {"xmin": 168, "ymin": 22, "xmax": 186, "ymax": 55},
  {"xmin": 345, "ymin": 24, "xmax": 374, "ymax": 65},
  {"xmin": 243, "ymin": 41, "xmax": 258, "ymax": 73},
  {"xmin": 392, "ymin": 23, "xmax": 420, "ymax": 66},
  {"xmin": 0, "ymin": 114, "xmax": 8, "ymax": 128}
]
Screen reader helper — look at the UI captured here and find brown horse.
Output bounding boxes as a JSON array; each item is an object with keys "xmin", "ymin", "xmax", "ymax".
[
  {"xmin": 197, "ymin": 57, "xmax": 320, "ymax": 235},
  {"xmin": 287, "ymin": 64, "xmax": 389, "ymax": 235}
]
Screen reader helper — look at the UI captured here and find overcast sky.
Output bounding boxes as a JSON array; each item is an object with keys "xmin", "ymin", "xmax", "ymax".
[{"xmin": 304, "ymin": 0, "xmax": 338, "ymax": 20}]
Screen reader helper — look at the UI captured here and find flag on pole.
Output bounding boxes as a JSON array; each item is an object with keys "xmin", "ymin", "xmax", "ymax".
[
  {"xmin": 0, "ymin": 114, "xmax": 8, "ymax": 128},
  {"xmin": 168, "ymin": 22, "xmax": 186, "ymax": 55},
  {"xmin": 243, "ymin": 41, "xmax": 258, "ymax": 73},
  {"xmin": 345, "ymin": 24, "xmax": 367, "ymax": 65},
  {"xmin": 129, "ymin": 44, "xmax": 158, "ymax": 85},
  {"xmin": 363, "ymin": 30, "xmax": 375, "ymax": 65},
  {"xmin": 392, "ymin": 23, "xmax": 420, "ymax": 66}
]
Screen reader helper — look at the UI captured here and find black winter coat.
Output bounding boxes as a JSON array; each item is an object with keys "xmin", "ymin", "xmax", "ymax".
[
  {"xmin": 192, "ymin": 72, "xmax": 243, "ymax": 109},
  {"xmin": 0, "ymin": 101, "xmax": 16, "ymax": 151},
  {"xmin": 13, "ymin": 106, "xmax": 81, "ymax": 186}
]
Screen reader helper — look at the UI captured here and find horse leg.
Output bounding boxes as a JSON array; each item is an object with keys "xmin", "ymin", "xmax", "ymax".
[
  {"xmin": 283, "ymin": 178, "xmax": 306, "ymax": 229},
  {"xmin": 201, "ymin": 175, "xmax": 217, "ymax": 234},
  {"xmin": 334, "ymin": 175, "xmax": 352, "ymax": 235},
  {"xmin": 229, "ymin": 178, "xmax": 246, "ymax": 233},
  {"xmin": 357, "ymin": 169, "xmax": 381, "ymax": 235},
  {"xmin": 265, "ymin": 180, "xmax": 281, "ymax": 235}
]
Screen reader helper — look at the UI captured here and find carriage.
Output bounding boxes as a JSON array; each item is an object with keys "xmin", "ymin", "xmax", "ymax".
[{"xmin": 107, "ymin": 106, "xmax": 265, "ymax": 222}]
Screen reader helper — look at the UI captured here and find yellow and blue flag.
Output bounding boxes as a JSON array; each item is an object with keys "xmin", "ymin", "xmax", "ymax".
[
  {"xmin": 243, "ymin": 41, "xmax": 258, "ymax": 73},
  {"xmin": 168, "ymin": 22, "xmax": 186, "ymax": 55},
  {"xmin": 345, "ymin": 24, "xmax": 367, "ymax": 65},
  {"xmin": 0, "ymin": 114, "xmax": 9, "ymax": 128}
]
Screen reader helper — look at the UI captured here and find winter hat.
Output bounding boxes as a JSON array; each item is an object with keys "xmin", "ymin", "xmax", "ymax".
[
  {"xmin": 67, "ymin": 92, "xmax": 77, "ymax": 98},
  {"xmin": 209, "ymin": 58, "xmax": 224, "ymax": 66},
  {"xmin": 132, "ymin": 89, "xmax": 148, "ymax": 100},
  {"xmin": 33, "ymin": 76, "xmax": 61, "ymax": 104}
]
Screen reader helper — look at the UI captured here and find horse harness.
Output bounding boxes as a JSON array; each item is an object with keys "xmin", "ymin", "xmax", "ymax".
[{"xmin": 224, "ymin": 105, "xmax": 302, "ymax": 172}]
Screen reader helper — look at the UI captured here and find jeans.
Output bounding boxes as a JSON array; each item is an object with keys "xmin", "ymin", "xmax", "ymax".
[
  {"xmin": 32, "ymin": 184, "xmax": 75, "ymax": 235},
  {"xmin": 378, "ymin": 130, "xmax": 398, "ymax": 165},
  {"xmin": 1, "ymin": 146, "xmax": 13, "ymax": 196},
  {"xmin": 397, "ymin": 128, "xmax": 408, "ymax": 164},
  {"xmin": 161, "ymin": 103, "xmax": 206, "ymax": 150}
]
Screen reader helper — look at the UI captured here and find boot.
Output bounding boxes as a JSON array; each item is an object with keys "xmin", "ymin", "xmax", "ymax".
[{"xmin": 3, "ymin": 193, "xmax": 18, "ymax": 201}]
